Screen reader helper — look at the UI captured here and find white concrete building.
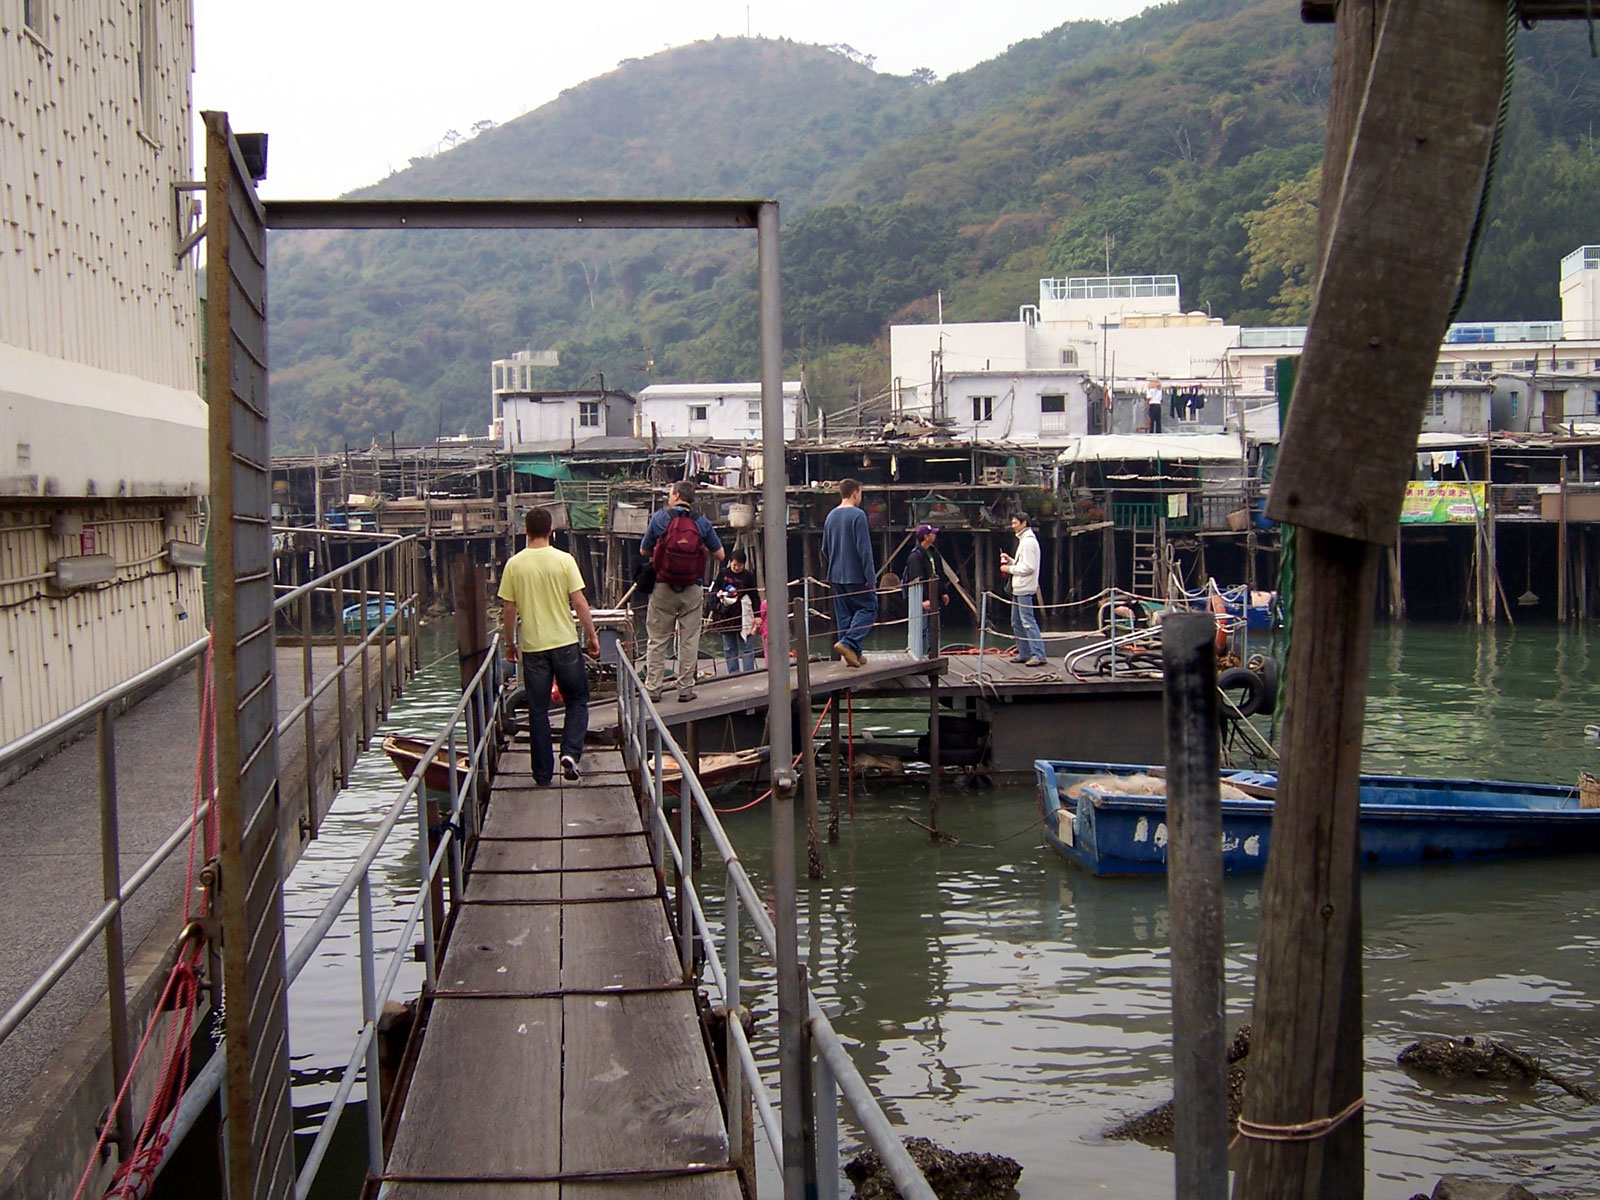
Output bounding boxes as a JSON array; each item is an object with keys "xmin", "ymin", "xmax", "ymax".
[
  {"xmin": 636, "ymin": 381, "xmax": 806, "ymax": 441},
  {"xmin": 2, "ymin": 0, "xmax": 208, "ymax": 744},
  {"xmin": 892, "ymin": 255, "xmax": 1600, "ymax": 444},
  {"xmin": 500, "ymin": 390, "xmax": 636, "ymax": 449}
]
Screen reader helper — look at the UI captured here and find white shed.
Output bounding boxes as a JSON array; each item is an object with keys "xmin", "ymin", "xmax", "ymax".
[{"xmin": 636, "ymin": 382, "xmax": 805, "ymax": 441}]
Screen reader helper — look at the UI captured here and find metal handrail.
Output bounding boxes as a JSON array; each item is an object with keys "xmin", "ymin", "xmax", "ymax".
[
  {"xmin": 0, "ymin": 636, "xmax": 211, "ymax": 774},
  {"xmin": 615, "ymin": 652, "xmax": 936, "ymax": 1200},
  {"xmin": 0, "ymin": 532, "xmax": 420, "ymax": 1160},
  {"xmin": 152, "ymin": 634, "xmax": 504, "ymax": 1191}
]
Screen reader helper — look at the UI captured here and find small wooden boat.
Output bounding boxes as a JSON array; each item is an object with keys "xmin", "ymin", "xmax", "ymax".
[
  {"xmin": 383, "ymin": 734, "xmax": 470, "ymax": 795},
  {"xmin": 662, "ymin": 747, "xmax": 768, "ymax": 796},
  {"xmin": 1036, "ymin": 759, "xmax": 1600, "ymax": 877}
]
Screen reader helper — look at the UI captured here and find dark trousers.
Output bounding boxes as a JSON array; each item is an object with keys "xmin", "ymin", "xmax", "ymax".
[
  {"xmin": 832, "ymin": 585, "xmax": 878, "ymax": 654},
  {"xmin": 1147, "ymin": 403, "xmax": 1163, "ymax": 434},
  {"xmin": 521, "ymin": 644, "xmax": 589, "ymax": 783}
]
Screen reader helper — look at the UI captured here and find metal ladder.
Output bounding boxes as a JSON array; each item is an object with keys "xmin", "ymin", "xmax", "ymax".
[{"xmin": 1131, "ymin": 523, "xmax": 1159, "ymax": 600}]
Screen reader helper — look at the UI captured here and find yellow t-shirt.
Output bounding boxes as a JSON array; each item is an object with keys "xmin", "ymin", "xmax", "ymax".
[{"xmin": 497, "ymin": 545, "xmax": 586, "ymax": 652}]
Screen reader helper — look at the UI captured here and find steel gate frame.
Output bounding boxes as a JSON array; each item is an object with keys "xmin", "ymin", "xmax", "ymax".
[{"xmin": 203, "ymin": 129, "xmax": 805, "ymax": 1198}]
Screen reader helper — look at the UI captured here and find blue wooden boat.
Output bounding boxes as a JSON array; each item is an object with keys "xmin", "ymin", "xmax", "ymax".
[
  {"xmin": 343, "ymin": 597, "xmax": 397, "ymax": 635},
  {"xmin": 1036, "ymin": 759, "xmax": 1600, "ymax": 877}
]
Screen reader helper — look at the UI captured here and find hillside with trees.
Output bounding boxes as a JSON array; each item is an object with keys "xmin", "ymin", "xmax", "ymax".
[{"xmin": 266, "ymin": 0, "xmax": 1600, "ymax": 450}]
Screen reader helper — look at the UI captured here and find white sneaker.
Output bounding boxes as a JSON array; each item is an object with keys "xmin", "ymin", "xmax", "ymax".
[{"xmin": 560, "ymin": 754, "xmax": 581, "ymax": 781}]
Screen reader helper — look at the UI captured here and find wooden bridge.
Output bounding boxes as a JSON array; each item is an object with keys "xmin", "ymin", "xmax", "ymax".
[{"xmin": 380, "ymin": 741, "xmax": 742, "ymax": 1198}]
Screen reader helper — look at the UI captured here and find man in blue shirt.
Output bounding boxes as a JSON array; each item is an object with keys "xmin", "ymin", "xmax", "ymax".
[
  {"xmin": 821, "ymin": 478, "xmax": 875, "ymax": 667},
  {"xmin": 639, "ymin": 479, "xmax": 724, "ymax": 702}
]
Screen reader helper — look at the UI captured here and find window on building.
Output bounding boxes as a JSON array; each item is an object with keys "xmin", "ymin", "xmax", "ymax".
[
  {"xmin": 1262, "ymin": 365, "xmax": 1275, "ymax": 391},
  {"xmin": 971, "ymin": 395, "xmax": 994, "ymax": 422},
  {"xmin": 579, "ymin": 401, "xmax": 601, "ymax": 428},
  {"xmin": 137, "ymin": 0, "xmax": 157, "ymax": 137},
  {"xmin": 747, "ymin": 400, "xmax": 761, "ymax": 423},
  {"xmin": 1559, "ymin": 359, "xmax": 1577, "ymax": 371},
  {"xmin": 1059, "ymin": 348, "xmax": 1078, "ymax": 366},
  {"xmin": 1434, "ymin": 363, "xmax": 1454, "ymax": 380},
  {"xmin": 1040, "ymin": 394, "xmax": 1066, "ymax": 413},
  {"xmin": 689, "ymin": 405, "xmax": 709, "ymax": 422},
  {"xmin": 1040, "ymin": 393, "xmax": 1067, "ymax": 432},
  {"xmin": 1425, "ymin": 391, "xmax": 1445, "ymax": 417},
  {"xmin": 23, "ymin": 0, "xmax": 43, "ymax": 35}
]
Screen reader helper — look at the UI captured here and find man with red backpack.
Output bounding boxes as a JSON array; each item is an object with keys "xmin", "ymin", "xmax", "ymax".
[{"xmin": 640, "ymin": 479, "xmax": 724, "ymax": 702}]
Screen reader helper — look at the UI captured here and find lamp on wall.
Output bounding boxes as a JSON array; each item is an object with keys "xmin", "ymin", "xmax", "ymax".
[
  {"xmin": 167, "ymin": 540, "xmax": 207, "ymax": 568},
  {"xmin": 51, "ymin": 555, "xmax": 117, "ymax": 590}
]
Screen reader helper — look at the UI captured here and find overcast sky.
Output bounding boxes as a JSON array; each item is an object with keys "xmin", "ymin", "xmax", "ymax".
[{"xmin": 193, "ymin": 1, "xmax": 1157, "ymax": 199}]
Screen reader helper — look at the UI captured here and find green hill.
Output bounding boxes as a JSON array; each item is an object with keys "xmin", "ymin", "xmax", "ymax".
[{"xmin": 266, "ymin": 1, "xmax": 1600, "ymax": 451}]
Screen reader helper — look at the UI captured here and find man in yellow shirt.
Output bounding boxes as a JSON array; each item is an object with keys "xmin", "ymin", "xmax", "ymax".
[{"xmin": 499, "ymin": 507, "xmax": 601, "ymax": 784}]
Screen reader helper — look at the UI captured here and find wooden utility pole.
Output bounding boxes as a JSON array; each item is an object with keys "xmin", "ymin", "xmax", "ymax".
[{"xmin": 1237, "ymin": 3, "xmax": 1507, "ymax": 1197}]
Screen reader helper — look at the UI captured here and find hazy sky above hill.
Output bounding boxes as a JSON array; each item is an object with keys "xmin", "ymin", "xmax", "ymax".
[{"xmin": 193, "ymin": 1, "xmax": 1156, "ymax": 198}]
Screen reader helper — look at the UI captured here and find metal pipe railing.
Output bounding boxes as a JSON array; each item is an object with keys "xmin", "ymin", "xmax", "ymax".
[
  {"xmin": 615, "ymin": 652, "xmax": 936, "ymax": 1200},
  {"xmin": 156, "ymin": 633, "xmax": 504, "ymax": 1191},
  {"xmin": 0, "ymin": 532, "xmax": 420, "ymax": 1171}
]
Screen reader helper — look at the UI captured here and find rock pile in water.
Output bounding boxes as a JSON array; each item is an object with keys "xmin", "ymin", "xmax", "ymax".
[{"xmin": 843, "ymin": 1136, "xmax": 1022, "ymax": 1200}]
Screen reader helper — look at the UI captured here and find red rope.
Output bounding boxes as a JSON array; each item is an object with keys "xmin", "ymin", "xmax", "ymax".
[
  {"xmin": 72, "ymin": 643, "xmax": 216, "ymax": 1200},
  {"xmin": 712, "ymin": 697, "xmax": 834, "ymax": 814}
]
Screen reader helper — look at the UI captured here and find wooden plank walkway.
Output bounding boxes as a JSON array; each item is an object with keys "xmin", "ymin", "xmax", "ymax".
[
  {"xmin": 382, "ymin": 746, "xmax": 741, "ymax": 1199},
  {"xmin": 657, "ymin": 650, "xmax": 945, "ymax": 725}
]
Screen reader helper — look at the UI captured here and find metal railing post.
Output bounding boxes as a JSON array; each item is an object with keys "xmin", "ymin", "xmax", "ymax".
[
  {"xmin": 415, "ymin": 773, "xmax": 438, "ymax": 988},
  {"xmin": 301, "ymin": 589, "xmax": 319, "ymax": 839},
  {"xmin": 97, "ymin": 710, "xmax": 134, "ymax": 1150},
  {"xmin": 334, "ymin": 571, "xmax": 348, "ymax": 788},
  {"xmin": 378, "ymin": 549, "xmax": 391, "ymax": 712},
  {"xmin": 446, "ymin": 724, "xmax": 464, "ymax": 905},
  {"xmin": 357, "ymin": 872, "xmax": 383, "ymax": 1171},
  {"xmin": 359, "ymin": 561, "xmax": 372, "ymax": 749},
  {"xmin": 650, "ymin": 724, "xmax": 665, "ymax": 881},
  {"xmin": 724, "ymin": 868, "xmax": 746, "ymax": 1181},
  {"xmin": 679, "ymin": 770, "xmax": 694, "ymax": 980},
  {"xmin": 976, "ymin": 591, "xmax": 988, "ymax": 686},
  {"xmin": 1110, "ymin": 587, "xmax": 1119, "ymax": 678},
  {"xmin": 816, "ymin": 1040, "xmax": 840, "ymax": 1200}
]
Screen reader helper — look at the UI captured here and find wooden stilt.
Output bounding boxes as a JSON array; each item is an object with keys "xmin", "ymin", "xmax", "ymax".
[{"xmin": 1238, "ymin": 3, "xmax": 1506, "ymax": 1196}]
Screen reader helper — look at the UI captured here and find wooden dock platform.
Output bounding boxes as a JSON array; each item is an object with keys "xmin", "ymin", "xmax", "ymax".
[
  {"xmin": 381, "ymin": 744, "xmax": 741, "ymax": 1199},
  {"xmin": 657, "ymin": 650, "xmax": 946, "ymax": 725}
]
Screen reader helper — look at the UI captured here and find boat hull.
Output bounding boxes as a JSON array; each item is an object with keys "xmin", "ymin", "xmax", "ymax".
[
  {"xmin": 1036, "ymin": 759, "xmax": 1599, "ymax": 877},
  {"xmin": 384, "ymin": 734, "xmax": 470, "ymax": 795}
]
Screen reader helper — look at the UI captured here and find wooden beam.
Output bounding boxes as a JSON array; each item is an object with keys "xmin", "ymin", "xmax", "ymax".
[
  {"xmin": 1238, "ymin": 2, "xmax": 1506, "ymax": 1197},
  {"xmin": 1269, "ymin": 1, "xmax": 1508, "ymax": 542},
  {"xmin": 1305, "ymin": 0, "xmax": 1593, "ymax": 19}
]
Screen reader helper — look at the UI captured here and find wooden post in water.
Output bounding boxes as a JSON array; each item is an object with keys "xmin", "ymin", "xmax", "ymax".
[
  {"xmin": 792, "ymin": 597, "xmax": 824, "ymax": 878},
  {"xmin": 1559, "ymin": 456, "xmax": 1570, "ymax": 622},
  {"xmin": 1238, "ymin": 3, "xmax": 1506, "ymax": 1197},
  {"xmin": 828, "ymin": 701, "xmax": 842, "ymax": 842},
  {"xmin": 1162, "ymin": 613, "xmax": 1228, "ymax": 1200}
]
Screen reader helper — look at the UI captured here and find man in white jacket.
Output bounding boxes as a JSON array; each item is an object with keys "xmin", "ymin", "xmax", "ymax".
[{"xmin": 1000, "ymin": 511, "xmax": 1048, "ymax": 666}]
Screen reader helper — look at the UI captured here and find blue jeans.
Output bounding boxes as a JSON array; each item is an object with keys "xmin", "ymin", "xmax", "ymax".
[
  {"xmin": 832, "ymin": 585, "xmax": 878, "ymax": 654},
  {"xmin": 721, "ymin": 631, "xmax": 757, "ymax": 674},
  {"xmin": 521, "ymin": 644, "xmax": 589, "ymax": 783},
  {"xmin": 1011, "ymin": 592, "xmax": 1046, "ymax": 661}
]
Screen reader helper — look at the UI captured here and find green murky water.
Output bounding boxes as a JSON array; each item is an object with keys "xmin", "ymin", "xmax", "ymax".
[{"xmin": 287, "ymin": 622, "xmax": 1600, "ymax": 1198}]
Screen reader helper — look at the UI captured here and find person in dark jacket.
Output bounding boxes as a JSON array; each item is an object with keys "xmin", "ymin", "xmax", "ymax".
[
  {"xmin": 902, "ymin": 524, "xmax": 947, "ymax": 658},
  {"xmin": 709, "ymin": 550, "xmax": 759, "ymax": 674},
  {"xmin": 821, "ymin": 478, "xmax": 875, "ymax": 667}
]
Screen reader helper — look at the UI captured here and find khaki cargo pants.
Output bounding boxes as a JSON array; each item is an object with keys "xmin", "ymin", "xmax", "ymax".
[{"xmin": 644, "ymin": 583, "xmax": 704, "ymax": 696}]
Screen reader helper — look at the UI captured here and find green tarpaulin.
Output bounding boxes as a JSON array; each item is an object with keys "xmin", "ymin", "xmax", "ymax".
[{"xmin": 512, "ymin": 456, "xmax": 572, "ymax": 480}]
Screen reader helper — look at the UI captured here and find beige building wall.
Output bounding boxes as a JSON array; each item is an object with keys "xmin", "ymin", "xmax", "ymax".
[{"xmin": 2, "ymin": 1, "xmax": 207, "ymax": 744}]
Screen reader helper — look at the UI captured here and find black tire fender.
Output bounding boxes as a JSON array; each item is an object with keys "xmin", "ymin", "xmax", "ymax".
[
  {"xmin": 1218, "ymin": 666, "xmax": 1266, "ymax": 717},
  {"xmin": 1255, "ymin": 657, "xmax": 1280, "ymax": 714}
]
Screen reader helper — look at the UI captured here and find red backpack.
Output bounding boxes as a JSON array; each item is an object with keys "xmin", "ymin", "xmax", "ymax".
[{"xmin": 652, "ymin": 511, "xmax": 706, "ymax": 588}]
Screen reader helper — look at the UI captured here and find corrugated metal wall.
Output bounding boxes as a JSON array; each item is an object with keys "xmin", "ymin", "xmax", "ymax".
[
  {"xmin": 1, "ymin": 0, "xmax": 201, "ymax": 388},
  {"xmin": 0, "ymin": 501, "xmax": 203, "ymax": 743}
]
